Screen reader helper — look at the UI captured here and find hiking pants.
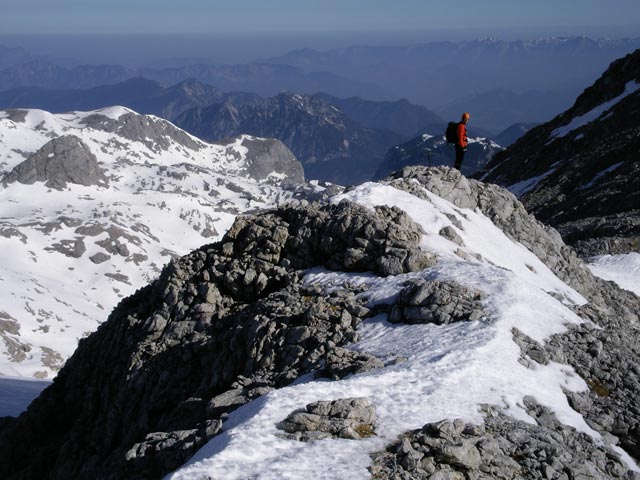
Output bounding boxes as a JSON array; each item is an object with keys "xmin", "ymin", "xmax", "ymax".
[{"xmin": 455, "ymin": 145, "xmax": 465, "ymax": 170}]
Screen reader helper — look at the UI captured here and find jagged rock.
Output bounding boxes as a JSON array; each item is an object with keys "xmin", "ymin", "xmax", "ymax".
[
  {"xmin": 125, "ymin": 420, "xmax": 221, "ymax": 474},
  {"xmin": 277, "ymin": 397, "xmax": 376, "ymax": 442},
  {"xmin": 543, "ymin": 303, "xmax": 640, "ymax": 460},
  {"xmin": 512, "ymin": 328, "xmax": 551, "ymax": 367},
  {"xmin": 370, "ymin": 398, "xmax": 639, "ymax": 479},
  {"xmin": 320, "ymin": 347, "xmax": 384, "ymax": 380},
  {"xmin": 389, "ymin": 278, "xmax": 487, "ymax": 325},
  {"xmin": 2, "ymin": 135, "xmax": 107, "ymax": 190}
]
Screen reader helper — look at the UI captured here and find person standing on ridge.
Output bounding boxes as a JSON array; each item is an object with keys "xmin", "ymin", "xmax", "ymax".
[{"xmin": 455, "ymin": 112, "xmax": 470, "ymax": 171}]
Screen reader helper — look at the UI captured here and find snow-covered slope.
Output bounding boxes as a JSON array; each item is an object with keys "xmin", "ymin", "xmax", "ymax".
[
  {"xmin": 589, "ymin": 252, "xmax": 640, "ymax": 295},
  {"xmin": 0, "ymin": 107, "xmax": 300, "ymax": 378}
]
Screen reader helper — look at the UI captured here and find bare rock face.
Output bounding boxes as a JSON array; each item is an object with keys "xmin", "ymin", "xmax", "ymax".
[
  {"xmin": 320, "ymin": 346, "xmax": 384, "ymax": 380},
  {"xmin": 2, "ymin": 135, "xmax": 107, "ymax": 190},
  {"xmin": 234, "ymin": 136, "xmax": 304, "ymax": 186}
]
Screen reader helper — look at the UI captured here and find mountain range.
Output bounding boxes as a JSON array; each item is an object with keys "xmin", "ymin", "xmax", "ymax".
[
  {"xmin": 0, "ymin": 77, "xmax": 454, "ymax": 184},
  {"xmin": 3, "ymin": 36, "xmax": 640, "ymax": 132},
  {"xmin": 0, "ymin": 57, "xmax": 388, "ymax": 101},
  {"xmin": 265, "ymin": 37, "xmax": 640, "ymax": 130},
  {"xmin": 0, "ymin": 77, "xmax": 252, "ymax": 122},
  {"xmin": 174, "ymin": 92, "xmax": 408, "ymax": 184}
]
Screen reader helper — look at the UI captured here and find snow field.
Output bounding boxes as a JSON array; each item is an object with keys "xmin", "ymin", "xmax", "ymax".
[{"xmin": 0, "ymin": 108, "xmax": 290, "ymax": 378}]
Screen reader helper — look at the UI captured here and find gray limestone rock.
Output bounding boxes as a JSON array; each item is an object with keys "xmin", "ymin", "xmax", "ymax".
[
  {"xmin": 320, "ymin": 347, "xmax": 384, "ymax": 380},
  {"xmin": 389, "ymin": 278, "xmax": 487, "ymax": 325},
  {"xmin": 2, "ymin": 135, "xmax": 107, "ymax": 190},
  {"xmin": 222, "ymin": 136, "xmax": 305, "ymax": 186},
  {"xmin": 278, "ymin": 397, "xmax": 376, "ymax": 442}
]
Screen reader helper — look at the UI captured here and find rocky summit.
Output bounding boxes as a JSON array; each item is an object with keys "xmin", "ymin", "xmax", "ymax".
[
  {"xmin": 0, "ymin": 166, "xmax": 639, "ymax": 479},
  {"xmin": 480, "ymin": 48, "xmax": 640, "ymax": 256}
]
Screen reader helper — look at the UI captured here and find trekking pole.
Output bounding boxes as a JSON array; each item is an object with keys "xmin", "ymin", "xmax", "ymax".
[{"xmin": 424, "ymin": 149, "xmax": 432, "ymax": 167}]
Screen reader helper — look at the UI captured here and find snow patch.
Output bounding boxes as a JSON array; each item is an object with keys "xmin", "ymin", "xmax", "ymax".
[
  {"xmin": 588, "ymin": 252, "xmax": 640, "ymax": 295},
  {"xmin": 551, "ymin": 80, "xmax": 640, "ymax": 139},
  {"xmin": 507, "ymin": 161, "xmax": 562, "ymax": 197},
  {"xmin": 577, "ymin": 161, "xmax": 624, "ymax": 190}
]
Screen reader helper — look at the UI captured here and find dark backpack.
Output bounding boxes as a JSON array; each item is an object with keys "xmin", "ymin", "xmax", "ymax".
[{"xmin": 445, "ymin": 121, "xmax": 459, "ymax": 144}]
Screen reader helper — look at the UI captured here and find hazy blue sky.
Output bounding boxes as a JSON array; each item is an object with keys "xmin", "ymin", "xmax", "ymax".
[{"xmin": 3, "ymin": 0, "xmax": 640, "ymax": 34}]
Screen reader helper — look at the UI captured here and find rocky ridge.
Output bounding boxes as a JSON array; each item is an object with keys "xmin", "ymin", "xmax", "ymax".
[
  {"xmin": 0, "ymin": 199, "xmax": 433, "ymax": 479},
  {"xmin": 371, "ymin": 399, "xmax": 636, "ymax": 479},
  {"xmin": 0, "ymin": 167, "xmax": 638, "ymax": 479}
]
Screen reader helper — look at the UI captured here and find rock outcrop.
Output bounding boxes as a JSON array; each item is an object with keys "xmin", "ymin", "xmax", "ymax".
[
  {"xmin": 389, "ymin": 278, "xmax": 487, "ymax": 325},
  {"xmin": 220, "ymin": 136, "xmax": 304, "ymax": 186},
  {"xmin": 2, "ymin": 135, "xmax": 107, "ymax": 189},
  {"xmin": 277, "ymin": 397, "xmax": 376, "ymax": 442}
]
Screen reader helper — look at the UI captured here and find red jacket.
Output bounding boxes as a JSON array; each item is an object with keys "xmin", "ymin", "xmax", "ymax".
[{"xmin": 456, "ymin": 122, "xmax": 468, "ymax": 148}]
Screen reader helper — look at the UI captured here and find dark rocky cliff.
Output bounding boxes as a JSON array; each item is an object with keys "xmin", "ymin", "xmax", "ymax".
[{"xmin": 480, "ymin": 49, "xmax": 640, "ymax": 256}]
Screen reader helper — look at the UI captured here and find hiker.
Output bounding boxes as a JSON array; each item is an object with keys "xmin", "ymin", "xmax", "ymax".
[{"xmin": 455, "ymin": 112, "xmax": 470, "ymax": 171}]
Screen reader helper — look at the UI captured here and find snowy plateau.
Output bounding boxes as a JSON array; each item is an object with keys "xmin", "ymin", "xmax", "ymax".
[{"xmin": 0, "ymin": 107, "xmax": 298, "ymax": 378}]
